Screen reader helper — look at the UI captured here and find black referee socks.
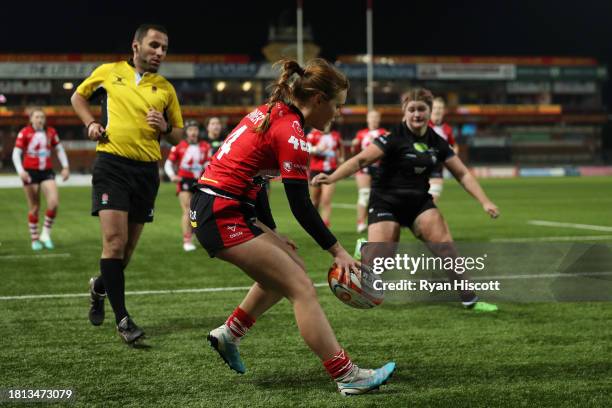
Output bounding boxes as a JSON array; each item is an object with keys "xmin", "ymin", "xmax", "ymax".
[{"xmin": 99, "ymin": 258, "xmax": 128, "ymax": 324}]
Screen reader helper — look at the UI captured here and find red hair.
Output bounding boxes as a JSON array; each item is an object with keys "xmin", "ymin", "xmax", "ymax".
[{"xmin": 255, "ymin": 58, "xmax": 349, "ymax": 133}]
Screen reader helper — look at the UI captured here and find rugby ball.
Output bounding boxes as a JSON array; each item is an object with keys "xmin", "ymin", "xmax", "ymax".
[{"xmin": 327, "ymin": 264, "xmax": 384, "ymax": 309}]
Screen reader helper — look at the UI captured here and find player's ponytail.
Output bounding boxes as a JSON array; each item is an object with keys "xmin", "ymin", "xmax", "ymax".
[
  {"xmin": 255, "ymin": 58, "xmax": 348, "ymax": 133},
  {"xmin": 255, "ymin": 59, "xmax": 305, "ymax": 133}
]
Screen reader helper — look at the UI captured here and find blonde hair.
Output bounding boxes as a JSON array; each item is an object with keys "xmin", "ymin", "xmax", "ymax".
[{"xmin": 255, "ymin": 58, "xmax": 349, "ymax": 133}]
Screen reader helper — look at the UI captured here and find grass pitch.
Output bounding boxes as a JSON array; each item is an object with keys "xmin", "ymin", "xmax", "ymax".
[{"xmin": 0, "ymin": 177, "xmax": 611, "ymax": 407}]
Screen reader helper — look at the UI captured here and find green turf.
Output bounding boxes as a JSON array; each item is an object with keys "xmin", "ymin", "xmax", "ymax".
[{"xmin": 0, "ymin": 177, "xmax": 611, "ymax": 407}]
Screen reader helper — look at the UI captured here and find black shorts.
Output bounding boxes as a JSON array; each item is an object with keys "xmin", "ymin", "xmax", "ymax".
[
  {"xmin": 366, "ymin": 165, "xmax": 379, "ymax": 179},
  {"xmin": 176, "ymin": 177, "xmax": 198, "ymax": 195},
  {"xmin": 262, "ymin": 178, "xmax": 271, "ymax": 193},
  {"xmin": 430, "ymin": 163, "xmax": 444, "ymax": 179},
  {"xmin": 191, "ymin": 189, "xmax": 263, "ymax": 257},
  {"xmin": 91, "ymin": 152, "xmax": 160, "ymax": 224},
  {"xmin": 368, "ymin": 189, "xmax": 436, "ymax": 228},
  {"xmin": 24, "ymin": 169, "xmax": 55, "ymax": 185},
  {"xmin": 309, "ymin": 169, "xmax": 334, "ymax": 181}
]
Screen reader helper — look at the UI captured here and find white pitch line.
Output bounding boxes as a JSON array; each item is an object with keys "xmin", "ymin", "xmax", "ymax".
[
  {"xmin": 0, "ymin": 283, "xmax": 328, "ymax": 301},
  {"xmin": 332, "ymin": 203, "xmax": 357, "ymax": 209},
  {"xmin": 0, "ymin": 253, "xmax": 72, "ymax": 260},
  {"xmin": 490, "ymin": 235, "xmax": 612, "ymax": 242},
  {"xmin": 528, "ymin": 220, "xmax": 612, "ymax": 232},
  {"xmin": 3, "ymin": 270, "xmax": 612, "ymax": 301}
]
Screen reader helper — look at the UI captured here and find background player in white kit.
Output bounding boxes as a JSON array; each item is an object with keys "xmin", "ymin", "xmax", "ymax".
[{"xmin": 12, "ymin": 108, "xmax": 70, "ymax": 250}]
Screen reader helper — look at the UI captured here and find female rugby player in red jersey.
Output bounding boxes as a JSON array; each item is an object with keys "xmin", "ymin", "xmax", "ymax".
[
  {"xmin": 351, "ymin": 110, "xmax": 386, "ymax": 233},
  {"xmin": 307, "ymin": 123, "xmax": 343, "ymax": 226},
  {"xmin": 428, "ymin": 97, "xmax": 458, "ymax": 204},
  {"xmin": 12, "ymin": 108, "xmax": 70, "ymax": 250},
  {"xmin": 191, "ymin": 59, "xmax": 394, "ymax": 395},
  {"xmin": 164, "ymin": 120, "xmax": 211, "ymax": 251}
]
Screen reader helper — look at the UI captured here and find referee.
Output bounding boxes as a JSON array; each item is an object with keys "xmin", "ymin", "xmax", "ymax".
[{"xmin": 71, "ymin": 24, "xmax": 183, "ymax": 344}]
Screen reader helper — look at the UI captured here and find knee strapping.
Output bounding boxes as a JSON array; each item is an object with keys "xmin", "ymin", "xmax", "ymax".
[
  {"xmin": 428, "ymin": 183, "xmax": 443, "ymax": 197},
  {"xmin": 357, "ymin": 188, "xmax": 371, "ymax": 207}
]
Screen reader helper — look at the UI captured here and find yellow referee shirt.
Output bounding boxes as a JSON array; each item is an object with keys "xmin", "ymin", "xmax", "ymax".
[{"xmin": 76, "ymin": 61, "xmax": 183, "ymax": 162}]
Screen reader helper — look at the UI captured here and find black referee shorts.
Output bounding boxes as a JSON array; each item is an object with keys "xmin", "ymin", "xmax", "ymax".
[
  {"xmin": 91, "ymin": 152, "xmax": 160, "ymax": 223},
  {"xmin": 368, "ymin": 189, "xmax": 436, "ymax": 228}
]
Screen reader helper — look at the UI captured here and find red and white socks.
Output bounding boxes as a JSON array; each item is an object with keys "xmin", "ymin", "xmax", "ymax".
[
  {"xmin": 224, "ymin": 307, "xmax": 256, "ymax": 341},
  {"xmin": 40, "ymin": 209, "xmax": 56, "ymax": 241},
  {"xmin": 28, "ymin": 212, "xmax": 40, "ymax": 243},
  {"xmin": 323, "ymin": 349, "xmax": 356, "ymax": 382}
]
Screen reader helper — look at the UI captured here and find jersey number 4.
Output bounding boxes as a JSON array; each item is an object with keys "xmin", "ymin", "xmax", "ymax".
[
  {"xmin": 288, "ymin": 135, "xmax": 308, "ymax": 152},
  {"xmin": 217, "ymin": 125, "xmax": 247, "ymax": 160}
]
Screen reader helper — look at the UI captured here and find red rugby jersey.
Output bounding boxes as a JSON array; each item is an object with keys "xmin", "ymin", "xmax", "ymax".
[
  {"xmin": 307, "ymin": 129, "xmax": 342, "ymax": 172},
  {"xmin": 429, "ymin": 121, "xmax": 456, "ymax": 146},
  {"xmin": 353, "ymin": 127, "xmax": 387, "ymax": 152},
  {"xmin": 14, "ymin": 126, "xmax": 60, "ymax": 170},
  {"xmin": 199, "ymin": 102, "xmax": 309, "ymax": 201},
  {"xmin": 167, "ymin": 140, "xmax": 211, "ymax": 179}
]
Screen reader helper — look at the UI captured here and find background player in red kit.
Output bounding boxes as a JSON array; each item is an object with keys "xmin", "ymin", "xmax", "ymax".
[
  {"xmin": 12, "ymin": 108, "xmax": 70, "ymax": 250},
  {"xmin": 351, "ymin": 110, "xmax": 386, "ymax": 233},
  {"xmin": 307, "ymin": 124, "xmax": 343, "ymax": 226},
  {"xmin": 164, "ymin": 120, "xmax": 211, "ymax": 251},
  {"xmin": 191, "ymin": 58, "xmax": 394, "ymax": 395},
  {"xmin": 428, "ymin": 97, "xmax": 457, "ymax": 204}
]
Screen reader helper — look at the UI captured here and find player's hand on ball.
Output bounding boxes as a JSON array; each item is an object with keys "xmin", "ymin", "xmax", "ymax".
[
  {"xmin": 483, "ymin": 201, "xmax": 500, "ymax": 219},
  {"xmin": 330, "ymin": 245, "xmax": 361, "ymax": 283}
]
